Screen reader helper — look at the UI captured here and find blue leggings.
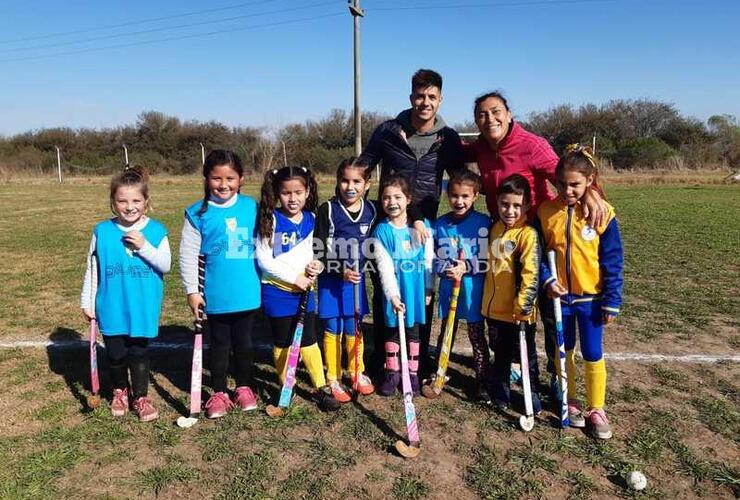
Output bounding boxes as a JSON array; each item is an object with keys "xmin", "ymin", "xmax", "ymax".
[
  {"xmin": 562, "ymin": 300, "xmax": 604, "ymax": 362},
  {"xmin": 324, "ymin": 316, "xmax": 358, "ymax": 336}
]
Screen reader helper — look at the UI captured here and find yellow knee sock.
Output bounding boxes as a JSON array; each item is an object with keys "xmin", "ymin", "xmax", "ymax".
[
  {"xmin": 300, "ymin": 343, "xmax": 327, "ymax": 389},
  {"xmin": 323, "ymin": 332, "xmax": 341, "ymax": 382},
  {"xmin": 584, "ymin": 358, "xmax": 607, "ymax": 410},
  {"xmin": 345, "ymin": 335, "xmax": 365, "ymax": 376},
  {"xmin": 565, "ymin": 349, "xmax": 578, "ymax": 401},
  {"xmin": 273, "ymin": 346, "xmax": 290, "ymax": 384}
]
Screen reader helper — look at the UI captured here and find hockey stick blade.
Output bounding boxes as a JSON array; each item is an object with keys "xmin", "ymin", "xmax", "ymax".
[
  {"xmin": 176, "ymin": 416, "xmax": 199, "ymax": 428},
  {"xmin": 265, "ymin": 404, "xmax": 285, "ymax": 418},
  {"xmin": 421, "ymin": 384, "xmax": 441, "ymax": 399},
  {"xmin": 519, "ymin": 415, "xmax": 535, "ymax": 432},
  {"xmin": 86, "ymin": 394, "xmax": 101, "ymax": 409},
  {"xmin": 395, "ymin": 439, "xmax": 421, "ymax": 459}
]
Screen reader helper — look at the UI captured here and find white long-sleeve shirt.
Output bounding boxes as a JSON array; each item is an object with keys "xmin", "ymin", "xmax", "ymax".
[{"xmin": 80, "ymin": 217, "xmax": 171, "ymax": 311}]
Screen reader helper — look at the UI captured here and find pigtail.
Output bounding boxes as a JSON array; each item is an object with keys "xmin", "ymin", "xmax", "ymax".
[
  {"xmin": 303, "ymin": 167, "xmax": 319, "ymax": 213},
  {"xmin": 258, "ymin": 169, "xmax": 278, "ymax": 243}
]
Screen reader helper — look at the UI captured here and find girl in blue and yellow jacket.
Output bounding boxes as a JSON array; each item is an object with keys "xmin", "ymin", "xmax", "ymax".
[
  {"xmin": 537, "ymin": 145, "xmax": 623, "ymax": 440},
  {"xmin": 481, "ymin": 174, "xmax": 542, "ymax": 413}
]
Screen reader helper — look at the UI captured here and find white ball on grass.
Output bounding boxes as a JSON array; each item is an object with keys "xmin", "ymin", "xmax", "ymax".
[{"xmin": 626, "ymin": 470, "xmax": 647, "ymax": 491}]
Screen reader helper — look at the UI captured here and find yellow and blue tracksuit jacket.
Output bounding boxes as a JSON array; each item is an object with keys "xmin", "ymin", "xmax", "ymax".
[
  {"xmin": 537, "ymin": 199, "xmax": 623, "ymax": 316},
  {"xmin": 481, "ymin": 219, "xmax": 540, "ymax": 324}
]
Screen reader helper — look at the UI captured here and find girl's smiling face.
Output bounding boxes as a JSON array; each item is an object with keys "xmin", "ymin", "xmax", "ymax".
[
  {"xmin": 112, "ymin": 185, "xmax": 147, "ymax": 226},
  {"xmin": 557, "ymin": 169, "xmax": 594, "ymax": 205},
  {"xmin": 279, "ymin": 178, "xmax": 309, "ymax": 217},
  {"xmin": 381, "ymin": 185, "xmax": 409, "ymax": 220},
  {"xmin": 497, "ymin": 192, "xmax": 526, "ymax": 228},
  {"xmin": 337, "ymin": 166, "xmax": 369, "ymax": 208},
  {"xmin": 207, "ymin": 164, "xmax": 242, "ymax": 201}
]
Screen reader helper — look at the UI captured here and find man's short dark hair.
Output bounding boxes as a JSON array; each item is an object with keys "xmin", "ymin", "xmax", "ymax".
[{"xmin": 412, "ymin": 69, "xmax": 442, "ymax": 92}]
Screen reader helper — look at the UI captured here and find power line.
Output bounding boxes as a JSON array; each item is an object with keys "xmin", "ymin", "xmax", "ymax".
[
  {"xmin": 0, "ymin": 0, "xmax": 278, "ymax": 45},
  {"xmin": 0, "ymin": 11, "xmax": 344, "ymax": 63},
  {"xmin": 369, "ymin": 0, "xmax": 620, "ymax": 11},
  {"xmin": 0, "ymin": 1, "xmax": 338, "ymax": 54}
]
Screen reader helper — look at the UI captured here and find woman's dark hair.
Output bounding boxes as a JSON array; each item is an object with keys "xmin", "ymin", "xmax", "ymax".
[
  {"xmin": 379, "ymin": 172, "xmax": 412, "ymax": 201},
  {"xmin": 257, "ymin": 166, "xmax": 319, "ymax": 243},
  {"xmin": 447, "ymin": 169, "xmax": 482, "ymax": 194},
  {"xmin": 334, "ymin": 156, "xmax": 372, "ymax": 200},
  {"xmin": 110, "ymin": 165, "xmax": 151, "ymax": 215},
  {"xmin": 497, "ymin": 173, "xmax": 532, "ymax": 207},
  {"xmin": 557, "ymin": 144, "xmax": 606, "ymax": 199},
  {"xmin": 473, "ymin": 90, "xmax": 510, "ymax": 115},
  {"xmin": 197, "ymin": 149, "xmax": 244, "ymax": 215}
]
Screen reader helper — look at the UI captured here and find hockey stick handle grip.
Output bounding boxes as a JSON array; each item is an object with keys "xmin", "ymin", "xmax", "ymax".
[{"xmin": 195, "ymin": 254, "xmax": 205, "ymax": 333}]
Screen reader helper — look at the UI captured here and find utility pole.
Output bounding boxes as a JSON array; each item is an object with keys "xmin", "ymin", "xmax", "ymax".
[
  {"xmin": 122, "ymin": 144, "xmax": 129, "ymax": 167},
  {"xmin": 199, "ymin": 142, "xmax": 206, "ymax": 165},
  {"xmin": 55, "ymin": 146, "xmax": 62, "ymax": 183},
  {"xmin": 349, "ymin": 0, "xmax": 364, "ymax": 157}
]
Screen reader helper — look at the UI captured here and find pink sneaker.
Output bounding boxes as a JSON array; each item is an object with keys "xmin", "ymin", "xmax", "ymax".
[
  {"xmin": 233, "ymin": 386, "xmax": 258, "ymax": 411},
  {"xmin": 567, "ymin": 400, "xmax": 586, "ymax": 428},
  {"xmin": 587, "ymin": 408, "xmax": 613, "ymax": 439},
  {"xmin": 110, "ymin": 388, "xmax": 129, "ymax": 417},
  {"xmin": 205, "ymin": 391, "xmax": 234, "ymax": 419},
  {"xmin": 132, "ymin": 396, "xmax": 158, "ymax": 422}
]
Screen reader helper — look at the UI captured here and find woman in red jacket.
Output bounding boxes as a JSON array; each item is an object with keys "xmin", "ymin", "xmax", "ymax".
[{"xmin": 463, "ymin": 90, "xmax": 607, "ymax": 399}]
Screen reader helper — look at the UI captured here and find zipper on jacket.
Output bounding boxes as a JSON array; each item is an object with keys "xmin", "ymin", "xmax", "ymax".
[
  {"xmin": 486, "ymin": 226, "xmax": 506, "ymax": 315},
  {"xmin": 565, "ymin": 206, "xmax": 574, "ymax": 306}
]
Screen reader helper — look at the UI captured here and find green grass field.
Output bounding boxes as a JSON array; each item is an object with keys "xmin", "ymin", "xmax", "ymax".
[{"xmin": 0, "ymin": 176, "xmax": 738, "ymax": 499}]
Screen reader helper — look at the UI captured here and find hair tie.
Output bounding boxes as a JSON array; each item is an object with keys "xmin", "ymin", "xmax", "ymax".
[
  {"xmin": 301, "ymin": 166, "xmax": 307, "ymax": 173},
  {"xmin": 272, "ymin": 169, "xmax": 278, "ymax": 175},
  {"xmin": 565, "ymin": 143, "xmax": 597, "ymax": 168}
]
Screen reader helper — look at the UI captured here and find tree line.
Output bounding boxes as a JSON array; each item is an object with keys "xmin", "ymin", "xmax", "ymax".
[{"xmin": 1, "ymin": 100, "xmax": 738, "ymax": 176}]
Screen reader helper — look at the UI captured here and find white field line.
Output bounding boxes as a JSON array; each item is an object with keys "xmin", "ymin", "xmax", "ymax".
[{"xmin": 1, "ymin": 339, "xmax": 738, "ymax": 363}]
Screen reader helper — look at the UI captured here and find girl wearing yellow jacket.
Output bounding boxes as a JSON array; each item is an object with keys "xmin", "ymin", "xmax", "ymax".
[
  {"xmin": 482, "ymin": 174, "xmax": 542, "ymax": 413},
  {"xmin": 537, "ymin": 145, "xmax": 624, "ymax": 440}
]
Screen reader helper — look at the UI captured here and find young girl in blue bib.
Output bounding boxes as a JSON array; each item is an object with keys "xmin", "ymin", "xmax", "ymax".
[
  {"xmin": 256, "ymin": 166, "xmax": 339, "ymax": 412},
  {"xmin": 314, "ymin": 158, "xmax": 378, "ymax": 402},
  {"xmin": 373, "ymin": 173, "xmax": 434, "ymax": 396},
  {"xmin": 81, "ymin": 166, "xmax": 170, "ymax": 422},
  {"xmin": 180, "ymin": 150, "xmax": 261, "ymax": 419}
]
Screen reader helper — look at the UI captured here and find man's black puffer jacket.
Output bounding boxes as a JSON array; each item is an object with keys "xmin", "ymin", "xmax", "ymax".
[{"xmin": 360, "ymin": 112, "xmax": 464, "ymax": 220}]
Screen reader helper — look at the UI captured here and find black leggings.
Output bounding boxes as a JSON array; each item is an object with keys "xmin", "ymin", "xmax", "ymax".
[
  {"xmin": 269, "ymin": 312, "xmax": 317, "ymax": 348},
  {"xmin": 208, "ymin": 310, "xmax": 258, "ymax": 393},
  {"xmin": 385, "ymin": 324, "xmax": 420, "ymax": 344},
  {"xmin": 487, "ymin": 319, "xmax": 541, "ymax": 403},
  {"xmin": 103, "ymin": 335, "xmax": 150, "ymax": 399}
]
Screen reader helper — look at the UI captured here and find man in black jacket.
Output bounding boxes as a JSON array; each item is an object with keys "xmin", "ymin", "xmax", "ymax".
[{"xmin": 360, "ymin": 69, "xmax": 465, "ymax": 380}]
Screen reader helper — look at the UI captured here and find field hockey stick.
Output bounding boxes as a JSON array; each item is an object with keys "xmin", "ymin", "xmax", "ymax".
[
  {"xmin": 266, "ymin": 289, "xmax": 310, "ymax": 418},
  {"xmin": 177, "ymin": 254, "xmax": 206, "ymax": 428},
  {"xmin": 86, "ymin": 252, "xmax": 101, "ymax": 409},
  {"xmin": 394, "ymin": 310, "xmax": 421, "ymax": 459},
  {"xmin": 352, "ymin": 241, "xmax": 363, "ymax": 396},
  {"xmin": 518, "ymin": 321, "xmax": 535, "ymax": 432},
  {"xmin": 547, "ymin": 250, "xmax": 570, "ymax": 428},
  {"xmin": 422, "ymin": 248, "xmax": 464, "ymax": 399}
]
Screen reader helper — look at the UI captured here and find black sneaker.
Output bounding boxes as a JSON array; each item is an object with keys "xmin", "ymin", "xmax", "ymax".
[
  {"xmin": 476, "ymin": 385, "xmax": 492, "ymax": 406},
  {"xmin": 315, "ymin": 385, "xmax": 340, "ymax": 412}
]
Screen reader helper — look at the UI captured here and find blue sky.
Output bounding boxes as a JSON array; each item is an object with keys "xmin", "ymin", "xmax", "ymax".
[{"xmin": 0, "ymin": 0, "xmax": 738, "ymax": 136}]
